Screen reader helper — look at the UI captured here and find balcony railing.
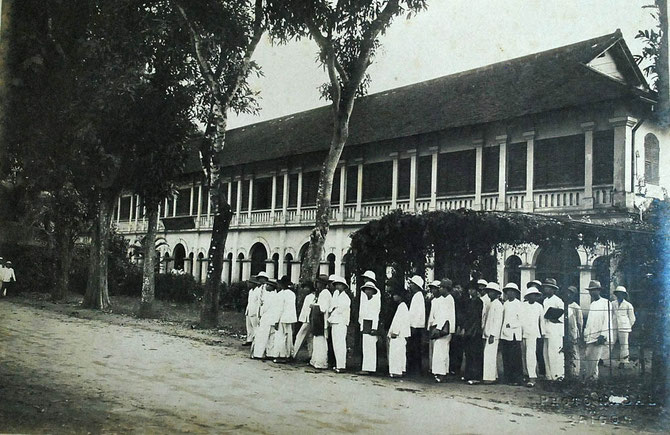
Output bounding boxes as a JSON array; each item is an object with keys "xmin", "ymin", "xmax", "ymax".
[{"xmin": 115, "ymin": 184, "xmax": 615, "ymax": 234}]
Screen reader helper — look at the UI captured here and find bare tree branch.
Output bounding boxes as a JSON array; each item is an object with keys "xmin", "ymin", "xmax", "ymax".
[{"xmin": 304, "ymin": 15, "xmax": 349, "ymax": 82}]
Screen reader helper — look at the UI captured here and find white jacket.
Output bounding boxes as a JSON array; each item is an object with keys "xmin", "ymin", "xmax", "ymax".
[
  {"xmin": 245, "ymin": 285, "xmax": 262, "ymax": 317},
  {"xmin": 500, "ymin": 298, "xmax": 523, "ymax": 341},
  {"xmin": 430, "ymin": 294, "xmax": 456, "ymax": 334},
  {"xmin": 482, "ymin": 298, "xmax": 504, "ymax": 339},
  {"xmin": 409, "ymin": 291, "xmax": 426, "ymax": 328},
  {"xmin": 278, "ymin": 289, "xmax": 297, "ymax": 324},
  {"xmin": 328, "ymin": 291, "xmax": 351, "ymax": 326},
  {"xmin": 612, "ymin": 299, "xmax": 636, "ymax": 332},
  {"xmin": 298, "ymin": 293, "xmax": 316, "ymax": 323},
  {"xmin": 359, "ymin": 292, "xmax": 381, "ymax": 331},
  {"xmin": 388, "ymin": 302, "xmax": 411, "ymax": 339},
  {"xmin": 259, "ymin": 290, "xmax": 282, "ymax": 326},
  {"xmin": 584, "ymin": 298, "xmax": 614, "ymax": 344},
  {"xmin": 542, "ymin": 295, "xmax": 565, "ymax": 338},
  {"xmin": 522, "ymin": 301, "xmax": 544, "ymax": 339}
]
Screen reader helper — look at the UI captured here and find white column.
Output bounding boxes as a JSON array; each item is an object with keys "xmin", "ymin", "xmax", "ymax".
[
  {"xmin": 235, "ymin": 178, "xmax": 242, "ymax": 224},
  {"xmin": 117, "ymin": 197, "xmax": 121, "ymax": 224},
  {"xmin": 523, "ymin": 131, "xmax": 535, "ymax": 212},
  {"xmin": 296, "ymin": 169, "xmax": 303, "ymax": 221},
  {"xmin": 242, "ymin": 260, "xmax": 251, "ymax": 281},
  {"xmin": 408, "ymin": 149, "xmax": 417, "ymax": 210},
  {"xmin": 278, "ymin": 250, "xmax": 287, "ymax": 277},
  {"xmin": 128, "ymin": 195, "xmax": 134, "ymax": 221},
  {"xmin": 496, "ymin": 135, "xmax": 507, "ymax": 211},
  {"xmin": 339, "ymin": 163, "xmax": 346, "ymax": 219},
  {"xmin": 581, "ymin": 122, "xmax": 595, "ymax": 209},
  {"xmin": 222, "ymin": 258, "xmax": 231, "ymax": 284},
  {"xmin": 355, "ymin": 159, "xmax": 363, "ymax": 220},
  {"xmin": 290, "ymin": 261, "xmax": 301, "ymax": 282},
  {"xmin": 271, "ymin": 173, "xmax": 277, "ymax": 220},
  {"xmin": 429, "ymin": 147, "xmax": 438, "ymax": 210},
  {"xmin": 164, "ymin": 198, "xmax": 169, "ymax": 218},
  {"xmin": 247, "ymin": 176, "xmax": 254, "ymax": 223},
  {"xmin": 282, "ymin": 170, "xmax": 289, "ymax": 223},
  {"xmin": 609, "ymin": 116, "xmax": 636, "ymax": 209},
  {"xmin": 172, "ymin": 195, "xmax": 177, "ymax": 217},
  {"xmin": 196, "ymin": 184, "xmax": 203, "ymax": 229},
  {"xmin": 266, "ymin": 259, "xmax": 276, "ymax": 279},
  {"xmin": 189, "ymin": 186, "xmax": 195, "ymax": 216},
  {"xmin": 473, "ymin": 139, "xmax": 483, "ymax": 210},
  {"xmin": 390, "ymin": 153, "xmax": 399, "ymax": 209},
  {"xmin": 134, "ymin": 195, "xmax": 140, "ymax": 227}
]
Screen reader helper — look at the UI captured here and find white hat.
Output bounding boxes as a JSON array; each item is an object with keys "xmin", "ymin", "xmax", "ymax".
[
  {"xmin": 525, "ymin": 286, "xmax": 542, "ymax": 296},
  {"xmin": 477, "ymin": 279, "xmax": 488, "ymax": 286},
  {"xmin": 360, "ymin": 281, "xmax": 378, "ymax": 293},
  {"xmin": 614, "ymin": 285, "xmax": 628, "ymax": 294},
  {"xmin": 485, "ymin": 282, "xmax": 501, "ymax": 293},
  {"xmin": 428, "ymin": 280, "xmax": 441, "ymax": 288},
  {"xmin": 503, "ymin": 282, "xmax": 520, "ymax": 292},
  {"xmin": 527, "ymin": 279, "xmax": 542, "ymax": 288},
  {"xmin": 256, "ymin": 271, "xmax": 270, "ymax": 279},
  {"xmin": 409, "ymin": 275, "xmax": 424, "ymax": 289},
  {"xmin": 331, "ymin": 275, "xmax": 348, "ymax": 287},
  {"xmin": 362, "ymin": 270, "xmax": 377, "ymax": 283}
]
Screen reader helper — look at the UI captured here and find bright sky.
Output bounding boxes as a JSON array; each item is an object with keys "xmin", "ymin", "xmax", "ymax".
[{"xmin": 228, "ymin": 0, "xmax": 658, "ymax": 128}]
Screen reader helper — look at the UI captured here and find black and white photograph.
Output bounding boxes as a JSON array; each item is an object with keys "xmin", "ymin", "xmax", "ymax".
[{"xmin": 1, "ymin": 0, "xmax": 669, "ymax": 433}]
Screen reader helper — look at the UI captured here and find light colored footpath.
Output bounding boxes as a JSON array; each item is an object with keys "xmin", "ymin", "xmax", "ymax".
[{"xmin": 0, "ymin": 302, "xmax": 632, "ymax": 434}]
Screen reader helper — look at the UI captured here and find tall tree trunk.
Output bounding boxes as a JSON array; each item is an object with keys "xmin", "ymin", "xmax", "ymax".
[
  {"xmin": 657, "ymin": 0, "xmax": 669, "ymax": 127},
  {"xmin": 83, "ymin": 196, "xmax": 113, "ymax": 309},
  {"xmin": 52, "ymin": 225, "xmax": 72, "ymax": 301},
  {"xmin": 138, "ymin": 204, "xmax": 158, "ymax": 317},
  {"xmin": 200, "ymin": 116, "xmax": 233, "ymax": 328},
  {"xmin": 301, "ymin": 113, "xmax": 351, "ymax": 282}
]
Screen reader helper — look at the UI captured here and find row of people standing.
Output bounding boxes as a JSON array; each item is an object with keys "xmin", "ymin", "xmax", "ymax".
[{"xmin": 242, "ymin": 270, "xmax": 635, "ymax": 384}]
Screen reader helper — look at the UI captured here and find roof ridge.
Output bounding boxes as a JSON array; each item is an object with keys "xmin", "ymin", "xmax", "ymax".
[{"xmin": 229, "ymin": 30, "xmax": 622, "ymax": 132}]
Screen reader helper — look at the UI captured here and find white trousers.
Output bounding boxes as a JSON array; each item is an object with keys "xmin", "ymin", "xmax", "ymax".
[
  {"xmin": 310, "ymin": 335, "xmax": 329, "ymax": 369},
  {"xmin": 483, "ymin": 337, "xmax": 499, "ymax": 381},
  {"xmin": 605, "ymin": 331, "xmax": 631, "ymax": 363},
  {"xmin": 362, "ymin": 333, "xmax": 378, "ymax": 372},
  {"xmin": 332, "ymin": 323, "xmax": 348, "ymax": 369},
  {"xmin": 522, "ymin": 337, "xmax": 538, "ymax": 379},
  {"xmin": 272, "ymin": 323, "xmax": 293, "ymax": 358},
  {"xmin": 431, "ymin": 335, "xmax": 452, "ymax": 376},
  {"xmin": 543, "ymin": 336, "xmax": 564, "ymax": 380},
  {"xmin": 245, "ymin": 315, "xmax": 259, "ymax": 343},
  {"xmin": 252, "ymin": 324, "xmax": 275, "ymax": 358},
  {"xmin": 388, "ymin": 337, "xmax": 407, "ymax": 375},
  {"xmin": 585, "ymin": 343, "xmax": 606, "ymax": 380},
  {"xmin": 292, "ymin": 322, "xmax": 312, "ymax": 358}
]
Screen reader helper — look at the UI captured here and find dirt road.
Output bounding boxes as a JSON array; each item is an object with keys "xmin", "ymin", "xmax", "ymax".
[{"xmin": 0, "ymin": 301, "xmax": 645, "ymax": 434}]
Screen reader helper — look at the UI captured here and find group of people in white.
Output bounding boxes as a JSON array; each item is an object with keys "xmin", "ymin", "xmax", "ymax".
[{"xmin": 243, "ymin": 270, "xmax": 636, "ymax": 385}]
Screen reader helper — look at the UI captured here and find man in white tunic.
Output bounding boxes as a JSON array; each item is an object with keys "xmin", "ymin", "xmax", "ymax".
[
  {"xmin": 430, "ymin": 278, "xmax": 456, "ymax": 383},
  {"xmin": 328, "ymin": 275, "xmax": 351, "ymax": 372},
  {"xmin": 407, "ymin": 275, "xmax": 426, "ymax": 375},
  {"xmin": 541, "ymin": 278, "xmax": 565, "ymax": 381},
  {"xmin": 565, "ymin": 286, "xmax": 584, "ymax": 377},
  {"xmin": 310, "ymin": 277, "xmax": 332, "ymax": 369},
  {"xmin": 292, "ymin": 279, "xmax": 319, "ymax": 360},
  {"xmin": 612, "ymin": 286, "xmax": 636, "ymax": 367},
  {"xmin": 583, "ymin": 280, "xmax": 613, "ymax": 380},
  {"xmin": 482, "ymin": 282, "xmax": 503, "ymax": 383},
  {"xmin": 359, "ymin": 281, "xmax": 381, "ymax": 374},
  {"xmin": 273, "ymin": 276, "xmax": 297, "ymax": 361},
  {"xmin": 501, "ymin": 283, "xmax": 524, "ymax": 385},
  {"xmin": 251, "ymin": 279, "xmax": 281, "ymax": 359},
  {"xmin": 244, "ymin": 272, "xmax": 268, "ymax": 346},
  {"xmin": 521, "ymin": 285, "xmax": 543, "ymax": 387},
  {"xmin": 426, "ymin": 280, "xmax": 441, "ymax": 369},
  {"xmin": 388, "ymin": 286, "xmax": 411, "ymax": 378}
]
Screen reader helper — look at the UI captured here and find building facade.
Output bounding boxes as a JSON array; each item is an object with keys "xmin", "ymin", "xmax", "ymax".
[{"xmin": 115, "ymin": 31, "xmax": 667, "ymax": 310}]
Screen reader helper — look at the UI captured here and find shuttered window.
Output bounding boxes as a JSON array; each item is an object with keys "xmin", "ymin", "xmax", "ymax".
[
  {"xmin": 437, "ymin": 150, "xmax": 476, "ymax": 195},
  {"xmin": 417, "ymin": 155, "xmax": 432, "ymax": 198},
  {"xmin": 301, "ymin": 171, "xmax": 320, "ymax": 207},
  {"xmin": 288, "ymin": 174, "xmax": 298, "ymax": 207},
  {"xmin": 534, "ymin": 134, "xmax": 585, "ymax": 188},
  {"xmin": 645, "ymin": 133, "xmax": 660, "ymax": 185},
  {"xmin": 363, "ymin": 161, "xmax": 393, "ymax": 201},
  {"xmin": 346, "ymin": 165, "xmax": 358, "ymax": 204},
  {"xmin": 240, "ymin": 180, "xmax": 250, "ymax": 212},
  {"xmin": 507, "ymin": 142, "xmax": 527, "ymax": 191},
  {"xmin": 175, "ymin": 188, "xmax": 191, "ymax": 216},
  {"xmin": 252, "ymin": 177, "xmax": 272, "ymax": 210},
  {"xmin": 397, "ymin": 158, "xmax": 411, "ymax": 199},
  {"xmin": 482, "ymin": 146, "xmax": 499, "ymax": 193},
  {"xmin": 593, "ymin": 130, "xmax": 614, "ymax": 185},
  {"xmin": 331, "ymin": 168, "xmax": 341, "ymax": 205}
]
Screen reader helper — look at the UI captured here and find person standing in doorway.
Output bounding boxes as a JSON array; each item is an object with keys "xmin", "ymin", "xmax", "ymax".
[
  {"xmin": 542, "ymin": 278, "xmax": 565, "ymax": 381},
  {"xmin": 359, "ymin": 281, "xmax": 380, "ymax": 374},
  {"xmin": 612, "ymin": 286, "xmax": 636, "ymax": 368},
  {"xmin": 407, "ymin": 275, "xmax": 426, "ymax": 375}
]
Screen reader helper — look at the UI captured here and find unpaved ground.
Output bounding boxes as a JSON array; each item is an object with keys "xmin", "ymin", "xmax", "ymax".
[{"xmin": 0, "ymin": 300, "xmax": 663, "ymax": 434}]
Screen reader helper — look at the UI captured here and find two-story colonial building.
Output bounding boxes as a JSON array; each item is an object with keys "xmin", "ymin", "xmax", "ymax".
[{"xmin": 115, "ymin": 31, "xmax": 667, "ymax": 310}]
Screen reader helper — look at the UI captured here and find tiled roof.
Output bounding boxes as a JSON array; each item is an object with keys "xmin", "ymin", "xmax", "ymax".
[{"xmin": 213, "ymin": 30, "xmax": 652, "ymax": 169}]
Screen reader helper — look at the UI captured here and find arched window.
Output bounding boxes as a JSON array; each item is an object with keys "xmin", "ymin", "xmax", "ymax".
[
  {"xmin": 535, "ymin": 245, "xmax": 580, "ymax": 296},
  {"xmin": 237, "ymin": 253, "xmax": 245, "ymax": 282},
  {"xmin": 272, "ymin": 253, "xmax": 280, "ymax": 279},
  {"xmin": 173, "ymin": 244, "xmax": 186, "ymax": 271},
  {"xmin": 504, "ymin": 255, "xmax": 522, "ymax": 288},
  {"xmin": 285, "ymin": 253, "xmax": 294, "ymax": 282},
  {"xmin": 163, "ymin": 252, "xmax": 171, "ymax": 273},
  {"xmin": 645, "ymin": 133, "xmax": 660, "ymax": 185},
  {"xmin": 187, "ymin": 252, "xmax": 194, "ymax": 275},
  {"xmin": 226, "ymin": 252, "xmax": 233, "ymax": 284},
  {"xmin": 327, "ymin": 253, "xmax": 336, "ymax": 276},
  {"xmin": 196, "ymin": 253, "xmax": 204, "ymax": 282},
  {"xmin": 250, "ymin": 242, "xmax": 268, "ymax": 276},
  {"xmin": 299, "ymin": 242, "xmax": 310, "ymax": 266}
]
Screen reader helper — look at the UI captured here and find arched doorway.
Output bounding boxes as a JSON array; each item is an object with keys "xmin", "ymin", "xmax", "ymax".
[
  {"xmin": 187, "ymin": 252, "xmax": 194, "ymax": 275},
  {"xmin": 237, "ymin": 253, "xmax": 245, "ymax": 282},
  {"xmin": 504, "ymin": 255, "xmax": 522, "ymax": 287},
  {"xmin": 197, "ymin": 253, "xmax": 205, "ymax": 283},
  {"xmin": 284, "ymin": 253, "xmax": 294, "ymax": 282},
  {"xmin": 327, "ymin": 253, "xmax": 336, "ymax": 276},
  {"xmin": 299, "ymin": 242, "xmax": 310, "ymax": 266},
  {"xmin": 535, "ymin": 245, "xmax": 580, "ymax": 293},
  {"xmin": 250, "ymin": 242, "xmax": 268, "ymax": 276},
  {"xmin": 272, "ymin": 253, "xmax": 280, "ymax": 279},
  {"xmin": 226, "ymin": 252, "xmax": 233, "ymax": 284},
  {"xmin": 173, "ymin": 243, "xmax": 186, "ymax": 271}
]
